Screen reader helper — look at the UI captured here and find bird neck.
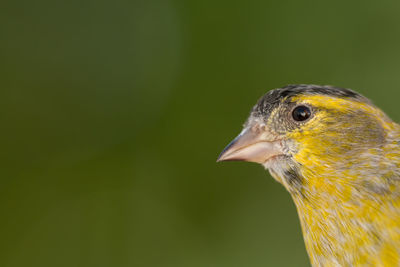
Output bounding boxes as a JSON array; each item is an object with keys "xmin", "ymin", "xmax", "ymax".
[{"xmin": 290, "ymin": 136, "xmax": 400, "ymax": 266}]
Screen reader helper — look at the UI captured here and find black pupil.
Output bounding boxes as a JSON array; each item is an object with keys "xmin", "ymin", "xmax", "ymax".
[{"xmin": 292, "ymin": 106, "xmax": 311, "ymax": 121}]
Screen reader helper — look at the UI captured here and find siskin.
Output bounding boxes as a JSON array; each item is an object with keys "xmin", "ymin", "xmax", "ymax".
[{"xmin": 218, "ymin": 85, "xmax": 400, "ymax": 267}]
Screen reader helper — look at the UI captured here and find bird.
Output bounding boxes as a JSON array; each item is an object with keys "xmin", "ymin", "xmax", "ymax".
[{"xmin": 217, "ymin": 84, "xmax": 400, "ymax": 266}]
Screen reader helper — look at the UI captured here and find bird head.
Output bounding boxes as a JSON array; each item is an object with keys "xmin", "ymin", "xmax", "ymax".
[{"xmin": 218, "ymin": 84, "xmax": 398, "ymax": 194}]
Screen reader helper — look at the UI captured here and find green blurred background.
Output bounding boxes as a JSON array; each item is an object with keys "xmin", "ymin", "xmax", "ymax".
[{"xmin": 2, "ymin": 0, "xmax": 400, "ymax": 266}]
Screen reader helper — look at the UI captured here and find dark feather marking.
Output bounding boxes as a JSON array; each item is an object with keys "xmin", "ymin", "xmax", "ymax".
[
  {"xmin": 252, "ymin": 84, "xmax": 369, "ymax": 118},
  {"xmin": 283, "ymin": 167, "xmax": 305, "ymax": 197}
]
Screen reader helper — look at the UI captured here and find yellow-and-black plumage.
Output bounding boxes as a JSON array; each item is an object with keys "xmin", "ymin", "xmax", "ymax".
[{"xmin": 218, "ymin": 84, "xmax": 400, "ymax": 266}]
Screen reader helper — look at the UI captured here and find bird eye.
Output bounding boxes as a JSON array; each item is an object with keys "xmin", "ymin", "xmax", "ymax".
[{"xmin": 292, "ymin": 105, "xmax": 311, "ymax": 122}]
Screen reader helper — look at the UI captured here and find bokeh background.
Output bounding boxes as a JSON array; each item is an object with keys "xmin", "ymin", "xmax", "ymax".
[{"xmin": 2, "ymin": 0, "xmax": 400, "ymax": 266}]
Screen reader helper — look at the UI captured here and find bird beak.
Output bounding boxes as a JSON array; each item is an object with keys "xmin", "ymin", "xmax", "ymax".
[{"xmin": 217, "ymin": 126, "xmax": 283, "ymax": 164}]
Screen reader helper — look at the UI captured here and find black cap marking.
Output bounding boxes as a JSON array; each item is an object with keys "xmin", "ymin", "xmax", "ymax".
[{"xmin": 252, "ymin": 84, "xmax": 368, "ymax": 118}]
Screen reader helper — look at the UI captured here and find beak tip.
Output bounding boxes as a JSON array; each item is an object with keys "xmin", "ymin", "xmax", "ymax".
[
  {"xmin": 217, "ymin": 151, "xmax": 243, "ymax": 162},
  {"xmin": 217, "ymin": 137, "xmax": 240, "ymax": 163},
  {"xmin": 216, "ymin": 152, "xmax": 227, "ymax": 162}
]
